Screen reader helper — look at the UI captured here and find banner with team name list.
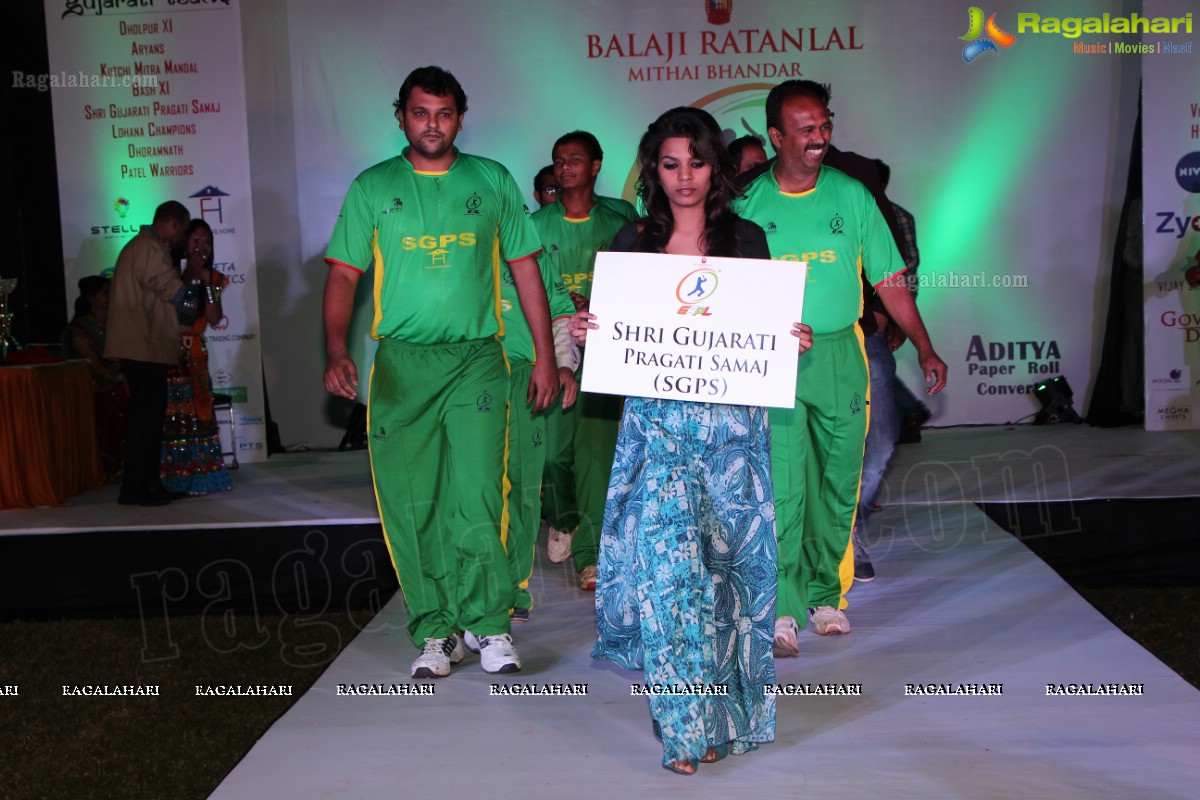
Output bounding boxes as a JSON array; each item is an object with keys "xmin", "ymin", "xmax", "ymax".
[
  {"xmin": 44, "ymin": 0, "xmax": 267, "ymax": 461},
  {"xmin": 581, "ymin": 252, "xmax": 806, "ymax": 407}
]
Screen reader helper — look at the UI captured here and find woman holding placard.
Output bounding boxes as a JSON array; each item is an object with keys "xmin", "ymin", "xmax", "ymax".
[{"xmin": 570, "ymin": 106, "xmax": 811, "ymax": 775}]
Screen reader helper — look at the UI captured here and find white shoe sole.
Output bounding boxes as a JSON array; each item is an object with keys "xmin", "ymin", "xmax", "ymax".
[
  {"xmin": 412, "ymin": 651, "xmax": 463, "ymax": 679},
  {"xmin": 411, "ymin": 665, "xmax": 450, "ymax": 679},
  {"xmin": 772, "ymin": 639, "xmax": 800, "ymax": 658},
  {"xmin": 811, "ymin": 616, "xmax": 851, "ymax": 636}
]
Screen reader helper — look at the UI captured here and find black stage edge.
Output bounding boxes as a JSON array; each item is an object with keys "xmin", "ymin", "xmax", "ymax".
[
  {"xmin": 979, "ymin": 498, "xmax": 1200, "ymax": 585},
  {"xmin": 0, "ymin": 523, "xmax": 398, "ymax": 619}
]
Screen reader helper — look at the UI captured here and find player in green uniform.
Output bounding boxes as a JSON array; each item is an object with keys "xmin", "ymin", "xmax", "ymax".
[
  {"xmin": 733, "ymin": 80, "xmax": 947, "ymax": 654},
  {"xmin": 496, "ymin": 252, "xmax": 579, "ymax": 622},
  {"xmin": 534, "ymin": 131, "xmax": 636, "ymax": 591},
  {"xmin": 322, "ymin": 66, "xmax": 557, "ymax": 679}
]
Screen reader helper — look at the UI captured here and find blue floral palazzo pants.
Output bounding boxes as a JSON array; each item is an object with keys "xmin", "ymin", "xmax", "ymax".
[{"xmin": 592, "ymin": 397, "xmax": 777, "ymax": 766}]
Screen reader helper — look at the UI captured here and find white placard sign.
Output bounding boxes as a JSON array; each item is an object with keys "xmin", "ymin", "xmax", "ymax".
[{"xmin": 581, "ymin": 252, "xmax": 806, "ymax": 407}]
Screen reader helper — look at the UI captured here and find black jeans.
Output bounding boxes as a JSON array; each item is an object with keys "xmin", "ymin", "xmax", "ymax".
[{"xmin": 119, "ymin": 359, "xmax": 168, "ymax": 501}]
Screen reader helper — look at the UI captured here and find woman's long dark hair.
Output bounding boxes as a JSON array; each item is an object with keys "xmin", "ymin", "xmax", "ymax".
[{"xmin": 633, "ymin": 106, "xmax": 742, "ymax": 257}]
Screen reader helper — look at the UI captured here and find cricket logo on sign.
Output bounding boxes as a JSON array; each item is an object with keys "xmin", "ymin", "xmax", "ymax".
[{"xmin": 676, "ymin": 264, "xmax": 719, "ymax": 316}]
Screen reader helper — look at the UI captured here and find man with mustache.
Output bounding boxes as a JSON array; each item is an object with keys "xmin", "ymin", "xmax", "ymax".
[
  {"xmin": 734, "ymin": 80, "xmax": 947, "ymax": 655},
  {"xmin": 322, "ymin": 66, "xmax": 558, "ymax": 679}
]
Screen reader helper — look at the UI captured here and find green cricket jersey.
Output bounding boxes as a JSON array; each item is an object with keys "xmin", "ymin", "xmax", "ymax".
[
  {"xmin": 499, "ymin": 254, "xmax": 575, "ymax": 363},
  {"xmin": 734, "ymin": 164, "xmax": 904, "ymax": 334},
  {"xmin": 532, "ymin": 199, "xmax": 634, "ymax": 300},
  {"xmin": 595, "ymin": 194, "xmax": 638, "ymax": 222},
  {"xmin": 325, "ymin": 147, "xmax": 541, "ymax": 344}
]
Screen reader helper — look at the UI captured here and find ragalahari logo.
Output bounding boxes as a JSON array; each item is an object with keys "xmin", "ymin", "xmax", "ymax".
[{"xmin": 959, "ymin": 7, "xmax": 1015, "ymax": 62}]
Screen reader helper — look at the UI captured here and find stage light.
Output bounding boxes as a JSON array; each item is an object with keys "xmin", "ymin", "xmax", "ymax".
[{"xmin": 1033, "ymin": 375, "xmax": 1081, "ymax": 425}]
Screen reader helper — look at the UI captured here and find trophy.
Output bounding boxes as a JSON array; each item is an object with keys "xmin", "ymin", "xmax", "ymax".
[{"xmin": 0, "ymin": 278, "xmax": 18, "ymax": 362}]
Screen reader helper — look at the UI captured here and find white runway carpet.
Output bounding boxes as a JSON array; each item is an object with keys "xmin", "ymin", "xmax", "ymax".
[{"xmin": 205, "ymin": 426, "xmax": 1200, "ymax": 799}]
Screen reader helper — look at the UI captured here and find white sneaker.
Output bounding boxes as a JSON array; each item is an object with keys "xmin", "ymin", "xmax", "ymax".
[
  {"xmin": 773, "ymin": 616, "xmax": 800, "ymax": 657},
  {"xmin": 547, "ymin": 525, "xmax": 574, "ymax": 563},
  {"xmin": 578, "ymin": 564, "xmax": 597, "ymax": 591},
  {"xmin": 478, "ymin": 633, "xmax": 522, "ymax": 674},
  {"xmin": 462, "ymin": 630, "xmax": 480, "ymax": 653},
  {"xmin": 411, "ymin": 634, "xmax": 465, "ymax": 678},
  {"xmin": 810, "ymin": 606, "xmax": 851, "ymax": 636}
]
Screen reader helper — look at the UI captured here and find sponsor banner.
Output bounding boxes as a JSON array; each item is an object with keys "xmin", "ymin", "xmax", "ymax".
[
  {"xmin": 1148, "ymin": 389, "xmax": 1194, "ymax": 428},
  {"xmin": 962, "ymin": 334, "xmax": 1066, "ymax": 404},
  {"xmin": 265, "ymin": 0, "xmax": 1146, "ymax": 438},
  {"xmin": 44, "ymin": 0, "xmax": 267, "ymax": 460},
  {"xmin": 582, "ymin": 252, "xmax": 805, "ymax": 407},
  {"xmin": 1142, "ymin": 0, "xmax": 1200, "ymax": 431}
]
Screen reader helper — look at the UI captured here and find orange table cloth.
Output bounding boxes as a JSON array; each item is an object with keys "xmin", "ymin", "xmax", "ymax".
[{"xmin": 0, "ymin": 360, "xmax": 105, "ymax": 509}]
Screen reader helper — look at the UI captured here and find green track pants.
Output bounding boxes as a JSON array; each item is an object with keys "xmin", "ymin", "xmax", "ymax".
[
  {"xmin": 504, "ymin": 360, "xmax": 547, "ymax": 611},
  {"xmin": 368, "ymin": 337, "xmax": 512, "ymax": 646},
  {"xmin": 540, "ymin": 364, "xmax": 621, "ymax": 573},
  {"xmin": 769, "ymin": 325, "xmax": 869, "ymax": 623}
]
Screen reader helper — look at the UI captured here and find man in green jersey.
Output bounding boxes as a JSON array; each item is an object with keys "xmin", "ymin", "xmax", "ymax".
[
  {"xmin": 323, "ymin": 66, "xmax": 558, "ymax": 679},
  {"xmin": 733, "ymin": 80, "xmax": 947, "ymax": 655},
  {"xmin": 534, "ymin": 131, "xmax": 635, "ymax": 592}
]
